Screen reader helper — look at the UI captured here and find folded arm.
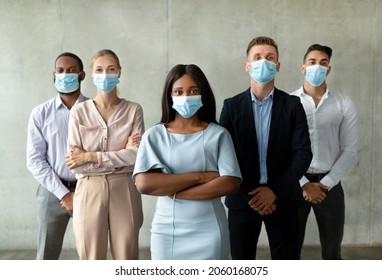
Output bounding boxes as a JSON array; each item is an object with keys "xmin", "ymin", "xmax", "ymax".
[
  {"xmin": 134, "ymin": 170, "xmax": 220, "ymax": 197},
  {"xmin": 67, "ymin": 105, "xmax": 145, "ymax": 174},
  {"xmin": 175, "ymin": 175, "xmax": 240, "ymax": 200}
]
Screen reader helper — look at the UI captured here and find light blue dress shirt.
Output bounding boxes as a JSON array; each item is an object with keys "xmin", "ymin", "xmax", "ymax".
[
  {"xmin": 27, "ymin": 94, "xmax": 87, "ymax": 199},
  {"xmin": 251, "ymin": 89, "xmax": 274, "ymax": 184}
]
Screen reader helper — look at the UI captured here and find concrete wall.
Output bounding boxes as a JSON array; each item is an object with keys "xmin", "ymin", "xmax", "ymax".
[{"xmin": 0, "ymin": 0, "xmax": 381, "ymax": 251}]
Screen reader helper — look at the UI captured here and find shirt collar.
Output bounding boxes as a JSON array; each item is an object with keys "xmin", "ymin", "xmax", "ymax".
[
  {"xmin": 55, "ymin": 93, "xmax": 86, "ymax": 110},
  {"xmin": 55, "ymin": 95, "xmax": 65, "ymax": 110},
  {"xmin": 250, "ymin": 88, "xmax": 274, "ymax": 104},
  {"xmin": 298, "ymin": 85, "xmax": 331, "ymax": 99}
]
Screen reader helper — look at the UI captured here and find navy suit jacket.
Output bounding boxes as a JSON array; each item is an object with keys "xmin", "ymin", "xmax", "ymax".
[{"xmin": 219, "ymin": 87, "xmax": 312, "ymax": 210}]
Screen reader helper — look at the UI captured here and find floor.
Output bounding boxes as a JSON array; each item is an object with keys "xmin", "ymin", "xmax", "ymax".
[{"xmin": 1, "ymin": 246, "xmax": 382, "ymax": 260}]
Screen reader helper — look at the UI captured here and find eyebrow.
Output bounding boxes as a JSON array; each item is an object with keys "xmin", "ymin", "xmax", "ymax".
[
  {"xmin": 55, "ymin": 66, "xmax": 78, "ymax": 70},
  {"xmin": 95, "ymin": 64, "xmax": 116, "ymax": 68},
  {"xmin": 252, "ymin": 52, "xmax": 275, "ymax": 56},
  {"xmin": 307, "ymin": 58, "xmax": 329, "ymax": 62},
  {"xmin": 173, "ymin": 85, "xmax": 199, "ymax": 89}
]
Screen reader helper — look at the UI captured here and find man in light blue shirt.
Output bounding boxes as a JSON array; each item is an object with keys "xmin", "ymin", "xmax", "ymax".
[
  {"xmin": 27, "ymin": 52, "xmax": 87, "ymax": 259},
  {"xmin": 220, "ymin": 36, "xmax": 312, "ymax": 260},
  {"xmin": 251, "ymin": 89, "xmax": 273, "ymax": 184}
]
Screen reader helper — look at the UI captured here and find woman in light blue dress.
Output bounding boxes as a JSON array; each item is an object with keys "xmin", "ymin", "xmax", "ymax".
[{"xmin": 133, "ymin": 64, "xmax": 241, "ymax": 260}]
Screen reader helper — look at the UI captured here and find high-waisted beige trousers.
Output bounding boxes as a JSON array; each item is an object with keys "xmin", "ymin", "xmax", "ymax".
[{"xmin": 73, "ymin": 173, "xmax": 143, "ymax": 260}]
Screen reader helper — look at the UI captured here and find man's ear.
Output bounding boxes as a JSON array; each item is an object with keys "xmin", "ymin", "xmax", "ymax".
[
  {"xmin": 79, "ymin": 71, "xmax": 86, "ymax": 82},
  {"xmin": 276, "ymin": 62, "xmax": 281, "ymax": 72},
  {"xmin": 244, "ymin": 61, "xmax": 251, "ymax": 73},
  {"xmin": 300, "ymin": 64, "xmax": 306, "ymax": 75},
  {"xmin": 326, "ymin": 65, "xmax": 331, "ymax": 76}
]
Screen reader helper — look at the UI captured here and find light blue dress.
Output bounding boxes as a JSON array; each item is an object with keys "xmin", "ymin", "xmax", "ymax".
[{"xmin": 133, "ymin": 122, "xmax": 241, "ymax": 260}]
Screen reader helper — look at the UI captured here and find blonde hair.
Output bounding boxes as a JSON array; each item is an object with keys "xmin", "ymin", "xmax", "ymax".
[{"xmin": 90, "ymin": 49, "xmax": 122, "ymax": 71}]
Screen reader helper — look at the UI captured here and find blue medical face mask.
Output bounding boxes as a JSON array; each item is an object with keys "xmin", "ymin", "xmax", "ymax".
[
  {"xmin": 54, "ymin": 73, "xmax": 80, "ymax": 94},
  {"xmin": 172, "ymin": 95, "xmax": 203, "ymax": 118},
  {"xmin": 305, "ymin": 65, "xmax": 328, "ymax": 87},
  {"xmin": 249, "ymin": 59, "xmax": 277, "ymax": 84},
  {"xmin": 93, "ymin": 73, "xmax": 120, "ymax": 93}
]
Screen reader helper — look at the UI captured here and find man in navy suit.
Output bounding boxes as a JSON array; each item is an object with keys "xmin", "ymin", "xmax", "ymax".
[{"xmin": 219, "ymin": 36, "xmax": 312, "ymax": 260}]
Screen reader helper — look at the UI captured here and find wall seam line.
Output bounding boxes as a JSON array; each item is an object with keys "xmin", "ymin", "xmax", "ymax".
[{"xmin": 371, "ymin": 0, "xmax": 380, "ymax": 247}]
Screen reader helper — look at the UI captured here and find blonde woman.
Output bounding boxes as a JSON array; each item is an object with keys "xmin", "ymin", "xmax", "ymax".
[{"xmin": 66, "ymin": 49, "xmax": 144, "ymax": 260}]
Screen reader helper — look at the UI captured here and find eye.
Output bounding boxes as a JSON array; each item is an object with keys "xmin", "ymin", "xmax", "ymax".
[
  {"xmin": 190, "ymin": 89, "xmax": 200, "ymax": 95},
  {"xmin": 173, "ymin": 90, "xmax": 182, "ymax": 96},
  {"xmin": 107, "ymin": 67, "xmax": 117, "ymax": 73}
]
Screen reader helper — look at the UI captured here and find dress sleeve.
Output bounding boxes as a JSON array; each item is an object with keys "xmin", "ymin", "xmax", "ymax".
[
  {"xmin": 216, "ymin": 127, "xmax": 242, "ymax": 180},
  {"xmin": 132, "ymin": 126, "xmax": 172, "ymax": 181}
]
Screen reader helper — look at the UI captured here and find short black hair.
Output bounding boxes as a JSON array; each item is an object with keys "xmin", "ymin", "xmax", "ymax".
[
  {"xmin": 303, "ymin": 44, "xmax": 332, "ymax": 62},
  {"xmin": 160, "ymin": 64, "xmax": 217, "ymax": 124},
  {"xmin": 55, "ymin": 52, "xmax": 84, "ymax": 72}
]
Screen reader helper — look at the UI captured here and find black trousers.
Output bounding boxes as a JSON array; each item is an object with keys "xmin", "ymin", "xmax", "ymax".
[
  {"xmin": 228, "ymin": 204, "xmax": 299, "ymax": 260},
  {"xmin": 297, "ymin": 177, "xmax": 345, "ymax": 260}
]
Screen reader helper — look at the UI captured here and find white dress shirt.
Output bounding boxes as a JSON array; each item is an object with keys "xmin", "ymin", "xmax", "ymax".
[
  {"xmin": 27, "ymin": 94, "xmax": 87, "ymax": 199},
  {"xmin": 290, "ymin": 86, "xmax": 358, "ymax": 189}
]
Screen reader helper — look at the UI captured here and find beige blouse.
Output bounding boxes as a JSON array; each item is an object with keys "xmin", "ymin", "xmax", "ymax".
[{"xmin": 68, "ymin": 98, "xmax": 145, "ymax": 178}]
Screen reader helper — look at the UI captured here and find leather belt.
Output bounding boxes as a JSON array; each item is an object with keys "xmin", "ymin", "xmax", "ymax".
[
  {"xmin": 60, "ymin": 179, "xmax": 77, "ymax": 190},
  {"xmin": 305, "ymin": 173, "xmax": 328, "ymax": 183}
]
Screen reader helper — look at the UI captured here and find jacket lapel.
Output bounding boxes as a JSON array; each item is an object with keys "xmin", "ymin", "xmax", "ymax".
[
  {"xmin": 268, "ymin": 88, "xmax": 283, "ymax": 150},
  {"xmin": 244, "ymin": 89, "xmax": 257, "ymax": 139},
  {"xmin": 240, "ymin": 89, "xmax": 259, "ymax": 159}
]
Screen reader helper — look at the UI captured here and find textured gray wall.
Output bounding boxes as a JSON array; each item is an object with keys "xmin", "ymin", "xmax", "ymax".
[{"xmin": 0, "ymin": 0, "xmax": 381, "ymax": 251}]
